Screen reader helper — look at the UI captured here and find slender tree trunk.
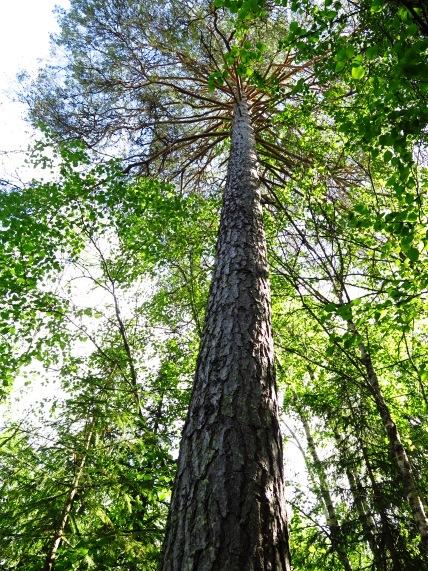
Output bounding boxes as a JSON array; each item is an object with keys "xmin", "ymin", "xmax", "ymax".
[
  {"xmin": 298, "ymin": 416, "xmax": 352, "ymax": 571},
  {"xmin": 332, "ymin": 428, "xmax": 387, "ymax": 570},
  {"xmin": 358, "ymin": 342, "xmax": 428, "ymax": 553},
  {"xmin": 358, "ymin": 435, "xmax": 406, "ymax": 571},
  {"xmin": 44, "ymin": 422, "xmax": 94, "ymax": 571},
  {"xmin": 341, "ymin": 309, "xmax": 428, "ymax": 553},
  {"xmin": 345, "ymin": 392, "xmax": 417, "ymax": 570},
  {"xmin": 162, "ymin": 98, "xmax": 290, "ymax": 570}
]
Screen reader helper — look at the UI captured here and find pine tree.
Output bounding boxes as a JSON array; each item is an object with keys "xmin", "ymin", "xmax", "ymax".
[{"xmin": 27, "ymin": 1, "xmax": 324, "ymax": 566}]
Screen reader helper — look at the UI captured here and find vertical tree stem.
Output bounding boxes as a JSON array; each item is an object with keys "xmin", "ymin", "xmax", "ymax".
[
  {"xmin": 44, "ymin": 421, "xmax": 94, "ymax": 571},
  {"xmin": 162, "ymin": 97, "xmax": 290, "ymax": 570}
]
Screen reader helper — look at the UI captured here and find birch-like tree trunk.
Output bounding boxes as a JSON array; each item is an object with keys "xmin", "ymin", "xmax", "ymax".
[
  {"xmin": 44, "ymin": 422, "xmax": 94, "ymax": 571},
  {"xmin": 358, "ymin": 342, "xmax": 428, "ymax": 553},
  {"xmin": 339, "ymin": 304, "xmax": 428, "ymax": 554},
  {"xmin": 332, "ymin": 428, "xmax": 387, "ymax": 570},
  {"xmin": 356, "ymin": 426, "xmax": 406, "ymax": 571},
  {"xmin": 298, "ymin": 415, "xmax": 352, "ymax": 571},
  {"xmin": 162, "ymin": 99, "xmax": 290, "ymax": 570}
]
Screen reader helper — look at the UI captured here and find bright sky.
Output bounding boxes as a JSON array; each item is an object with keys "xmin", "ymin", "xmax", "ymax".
[
  {"xmin": 0, "ymin": 0, "xmax": 69, "ymax": 418},
  {"xmin": 0, "ymin": 0, "xmax": 309, "ymax": 496},
  {"xmin": 0, "ymin": 0, "xmax": 69, "ymax": 182}
]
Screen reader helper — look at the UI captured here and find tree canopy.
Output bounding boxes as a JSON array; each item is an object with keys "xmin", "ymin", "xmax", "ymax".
[{"xmin": 1, "ymin": 0, "xmax": 428, "ymax": 569}]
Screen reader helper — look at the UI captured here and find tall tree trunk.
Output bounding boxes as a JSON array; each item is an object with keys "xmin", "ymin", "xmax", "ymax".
[
  {"xmin": 298, "ymin": 415, "xmax": 352, "ymax": 571},
  {"xmin": 358, "ymin": 341, "xmax": 428, "ymax": 554},
  {"xmin": 332, "ymin": 427, "xmax": 386, "ymax": 570},
  {"xmin": 162, "ymin": 98, "xmax": 290, "ymax": 570},
  {"xmin": 44, "ymin": 422, "xmax": 94, "ymax": 571},
  {"xmin": 339, "ymin": 305, "xmax": 428, "ymax": 553},
  {"xmin": 346, "ymin": 392, "xmax": 415, "ymax": 570},
  {"xmin": 358, "ymin": 435, "xmax": 407, "ymax": 571}
]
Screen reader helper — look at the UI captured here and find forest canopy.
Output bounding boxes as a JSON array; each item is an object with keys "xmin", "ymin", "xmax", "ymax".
[{"xmin": 1, "ymin": 0, "xmax": 428, "ymax": 569}]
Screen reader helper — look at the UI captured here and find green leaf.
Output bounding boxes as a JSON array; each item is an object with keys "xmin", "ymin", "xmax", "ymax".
[
  {"xmin": 404, "ymin": 246, "xmax": 419, "ymax": 262},
  {"xmin": 366, "ymin": 46, "xmax": 378, "ymax": 59},
  {"xmin": 383, "ymin": 150, "xmax": 393, "ymax": 162},
  {"xmin": 289, "ymin": 21, "xmax": 301, "ymax": 34},
  {"xmin": 336, "ymin": 304, "xmax": 352, "ymax": 321},
  {"xmin": 351, "ymin": 66, "xmax": 365, "ymax": 79}
]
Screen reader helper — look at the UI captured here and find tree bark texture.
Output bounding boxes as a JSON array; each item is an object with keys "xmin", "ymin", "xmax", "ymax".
[{"xmin": 162, "ymin": 99, "xmax": 290, "ymax": 570}]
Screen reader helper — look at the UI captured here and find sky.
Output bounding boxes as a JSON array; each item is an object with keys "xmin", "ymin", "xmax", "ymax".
[
  {"xmin": 0, "ymin": 0, "xmax": 69, "ymax": 183},
  {"xmin": 0, "ymin": 0, "xmax": 309, "ymax": 493},
  {"xmin": 0, "ymin": 0, "xmax": 70, "ymax": 418}
]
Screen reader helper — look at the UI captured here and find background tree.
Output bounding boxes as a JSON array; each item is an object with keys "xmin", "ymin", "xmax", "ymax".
[
  {"xmin": 1, "ymin": 0, "xmax": 427, "ymax": 569},
  {"xmin": 25, "ymin": 1, "xmax": 326, "ymax": 567}
]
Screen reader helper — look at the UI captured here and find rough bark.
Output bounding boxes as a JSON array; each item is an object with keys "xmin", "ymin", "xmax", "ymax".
[{"xmin": 161, "ymin": 98, "xmax": 290, "ymax": 570}]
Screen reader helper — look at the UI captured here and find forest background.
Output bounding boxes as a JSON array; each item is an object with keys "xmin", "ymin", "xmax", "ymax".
[{"xmin": 0, "ymin": 0, "xmax": 427, "ymax": 569}]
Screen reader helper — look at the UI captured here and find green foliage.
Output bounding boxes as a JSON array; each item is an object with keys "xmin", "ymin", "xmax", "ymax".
[
  {"xmin": 0, "ymin": 136, "xmax": 217, "ymax": 567},
  {"xmin": 2, "ymin": 0, "xmax": 428, "ymax": 569}
]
